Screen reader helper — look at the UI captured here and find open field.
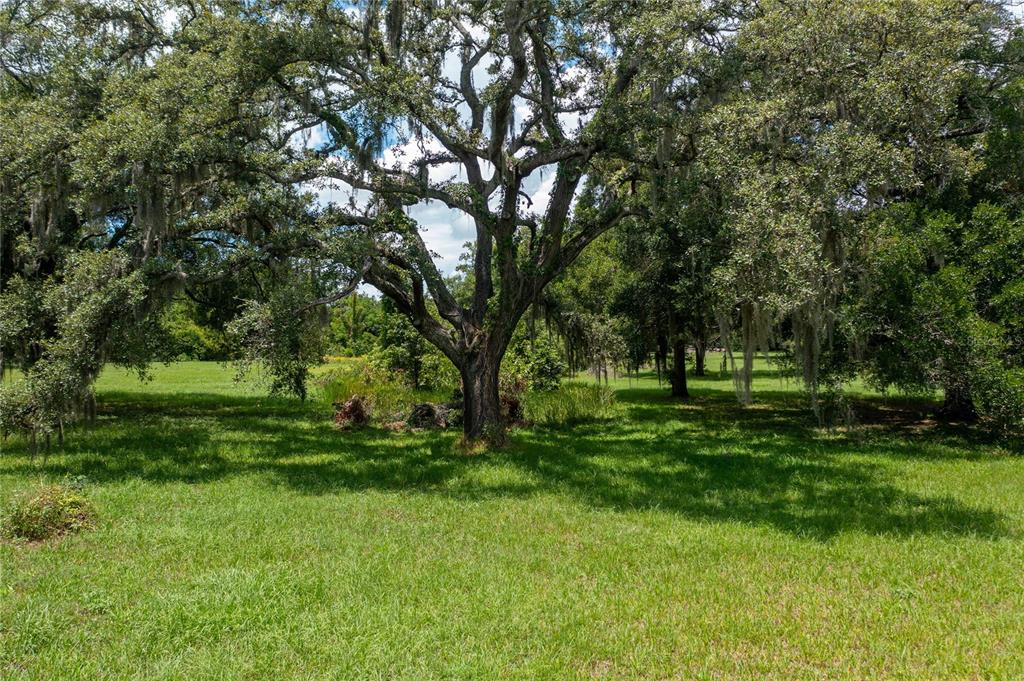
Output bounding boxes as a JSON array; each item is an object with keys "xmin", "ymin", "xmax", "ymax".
[{"xmin": 1, "ymin": 359, "xmax": 1022, "ymax": 679}]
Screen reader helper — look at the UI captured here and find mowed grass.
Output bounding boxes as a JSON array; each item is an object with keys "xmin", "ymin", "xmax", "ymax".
[{"xmin": 1, "ymin": 358, "xmax": 1023, "ymax": 679}]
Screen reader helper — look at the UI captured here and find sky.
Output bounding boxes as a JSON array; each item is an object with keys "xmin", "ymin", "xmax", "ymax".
[{"xmin": 312, "ymin": 151, "xmax": 561, "ymax": 277}]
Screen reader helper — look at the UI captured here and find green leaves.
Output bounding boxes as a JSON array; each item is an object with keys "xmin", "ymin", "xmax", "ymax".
[
  {"xmin": 0, "ymin": 251, "xmax": 162, "ymax": 436},
  {"xmin": 228, "ymin": 280, "xmax": 332, "ymax": 401}
]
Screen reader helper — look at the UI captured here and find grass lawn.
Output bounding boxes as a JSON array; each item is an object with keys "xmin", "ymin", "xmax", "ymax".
[{"xmin": 1, "ymin": 359, "xmax": 1023, "ymax": 678}]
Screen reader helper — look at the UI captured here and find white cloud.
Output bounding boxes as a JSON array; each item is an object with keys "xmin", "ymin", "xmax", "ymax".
[
  {"xmin": 413, "ymin": 204, "xmax": 475, "ymax": 272},
  {"xmin": 524, "ymin": 170, "xmax": 555, "ymax": 217}
]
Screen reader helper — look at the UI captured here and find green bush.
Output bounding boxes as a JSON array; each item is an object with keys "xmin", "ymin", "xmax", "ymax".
[
  {"xmin": 0, "ymin": 380, "xmax": 35, "ymax": 437},
  {"xmin": 523, "ymin": 381, "xmax": 616, "ymax": 426},
  {"xmin": 160, "ymin": 299, "xmax": 231, "ymax": 361},
  {"xmin": 2, "ymin": 482, "xmax": 96, "ymax": 541},
  {"xmin": 972, "ymin": 365, "xmax": 1024, "ymax": 434},
  {"xmin": 167, "ymin": 315, "xmax": 229, "ymax": 360},
  {"xmin": 504, "ymin": 336, "xmax": 567, "ymax": 392}
]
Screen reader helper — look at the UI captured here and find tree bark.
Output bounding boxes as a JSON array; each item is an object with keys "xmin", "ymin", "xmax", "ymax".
[
  {"xmin": 670, "ymin": 336, "xmax": 689, "ymax": 399},
  {"xmin": 461, "ymin": 349, "xmax": 503, "ymax": 441},
  {"xmin": 693, "ymin": 336, "xmax": 707, "ymax": 377}
]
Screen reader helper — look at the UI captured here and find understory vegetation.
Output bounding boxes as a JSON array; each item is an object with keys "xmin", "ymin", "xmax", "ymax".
[
  {"xmin": 315, "ymin": 352, "xmax": 611, "ymax": 429},
  {"xmin": 521, "ymin": 382, "xmax": 616, "ymax": 426},
  {"xmin": 1, "ymin": 361, "xmax": 1022, "ymax": 678}
]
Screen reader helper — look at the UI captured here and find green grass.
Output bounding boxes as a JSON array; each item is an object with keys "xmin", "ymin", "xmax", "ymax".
[{"xmin": 1, "ymin": 357, "xmax": 1022, "ymax": 678}]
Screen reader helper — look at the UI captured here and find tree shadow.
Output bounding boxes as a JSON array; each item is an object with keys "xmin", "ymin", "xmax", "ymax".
[
  {"xmin": 509, "ymin": 426, "xmax": 1007, "ymax": 540},
  {"xmin": 0, "ymin": 386, "xmax": 1013, "ymax": 542}
]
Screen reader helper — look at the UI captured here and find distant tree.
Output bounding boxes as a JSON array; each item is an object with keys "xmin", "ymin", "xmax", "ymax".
[
  {"xmin": 839, "ymin": 203, "xmax": 1024, "ymax": 429},
  {"xmin": 329, "ymin": 293, "xmax": 386, "ymax": 358},
  {"xmin": 163, "ymin": 300, "xmax": 231, "ymax": 361},
  {"xmin": 606, "ymin": 169, "xmax": 731, "ymax": 398},
  {"xmin": 373, "ymin": 298, "xmax": 435, "ymax": 390}
]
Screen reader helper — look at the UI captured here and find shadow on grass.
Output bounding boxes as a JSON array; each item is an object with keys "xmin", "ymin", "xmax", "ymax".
[{"xmin": 0, "ymin": 386, "xmax": 1014, "ymax": 541}]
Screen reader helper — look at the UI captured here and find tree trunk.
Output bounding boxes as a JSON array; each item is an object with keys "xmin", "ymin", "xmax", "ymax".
[
  {"xmin": 940, "ymin": 382, "xmax": 977, "ymax": 421},
  {"xmin": 669, "ymin": 337, "xmax": 689, "ymax": 399},
  {"xmin": 656, "ymin": 332, "xmax": 669, "ymax": 387},
  {"xmin": 693, "ymin": 336, "xmax": 707, "ymax": 377},
  {"xmin": 461, "ymin": 351, "xmax": 503, "ymax": 441}
]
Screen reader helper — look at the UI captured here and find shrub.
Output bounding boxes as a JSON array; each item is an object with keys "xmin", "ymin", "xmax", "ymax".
[
  {"xmin": 419, "ymin": 351, "xmax": 460, "ymax": 391},
  {"xmin": 503, "ymin": 336, "xmax": 567, "ymax": 392},
  {"xmin": 166, "ymin": 315, "xmax": 229, "ymax": 361},
  {"xmin": 523, "ymin": 381, "xmax": 616, "ymax": 426},
  {"xmin": 499, "ymin": 373, "xmax": 528, "ymax": 425},
  {"xmin": 972, "ymin": 366, "xmax": 1024, "ymax": 435},
  {"xmin": 1, "ymin": 482, "xmax": 96, "ymax": 541},
  {"xmin": 0, "ymin": 381, "xmax": 35, "ymax": 437}
]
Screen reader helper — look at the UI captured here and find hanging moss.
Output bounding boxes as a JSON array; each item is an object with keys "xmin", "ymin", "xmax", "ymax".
[
  {"xmin": 719, "ymin": 301, "xmax": 773, "ymax": 406},
  {"xmin": 132, "ymin": 163, "xmax": 168, "ymax": 258}
]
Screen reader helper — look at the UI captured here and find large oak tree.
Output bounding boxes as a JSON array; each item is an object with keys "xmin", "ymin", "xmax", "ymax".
[
  {"xmin": 257, "ymin": 0, "xmax": 739, "ymax": 437},
  {"xmin": 2, "ymin": 0, "xmax": 736, "ymax": 440}
]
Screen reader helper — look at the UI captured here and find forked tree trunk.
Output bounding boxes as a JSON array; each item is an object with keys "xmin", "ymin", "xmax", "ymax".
[
  {"xmin": 461, "ymin": 350, "xmax": 503, "ymax": 440},
  {"xmin": 670, "ymin": 337, "xmax": 689, "ymax": 399}
]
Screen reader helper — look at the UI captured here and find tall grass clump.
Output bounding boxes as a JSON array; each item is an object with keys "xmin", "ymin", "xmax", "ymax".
[
  {"xmin": 524, "ymin": 381, "xmax": 616, "ymax": 426},
  {"xmin": 317, "ymin": 361, "xmax": 450, "ymax": 422},
  {"xmin": 2, "ymin": 480, "xmax": 96, "ymax": 541}
]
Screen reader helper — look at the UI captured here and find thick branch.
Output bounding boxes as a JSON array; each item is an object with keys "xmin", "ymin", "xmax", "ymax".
[
  {"xmin": 363, "ymin": 261, "xmax": 462, "ymax": 365},
  {"xmin": 488, "ymin": 0, "xmax": 530, "ymax": 161},
  {"xmin": 297, "ymin": 257, "xmax": 371, "ymax": 312}
]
